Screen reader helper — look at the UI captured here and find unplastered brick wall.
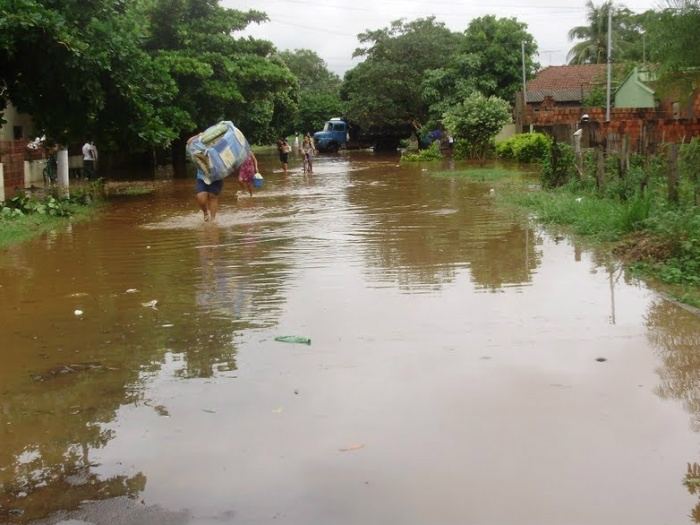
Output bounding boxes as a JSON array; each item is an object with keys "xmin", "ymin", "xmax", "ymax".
[
  {"xmin": 525, "ymin": 106, "xmax": 700, "ymax": 150},
  {"xmin": 0, "ymin": 140, "xmax": 28, "ymax": 190}
]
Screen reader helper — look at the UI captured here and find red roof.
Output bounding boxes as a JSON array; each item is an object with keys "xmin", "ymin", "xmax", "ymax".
[{"xmin": 527, "ymin": 64, "xmax": 607, "ymax": 91}]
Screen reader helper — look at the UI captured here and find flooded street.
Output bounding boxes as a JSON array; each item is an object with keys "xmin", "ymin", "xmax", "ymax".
[{"xmin": 3, "ymin": 150, "xmax": 700, "ymax": 524}]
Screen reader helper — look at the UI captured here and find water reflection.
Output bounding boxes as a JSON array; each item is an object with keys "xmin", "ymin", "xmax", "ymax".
[
  {"xmin": 344, "ymin": 167, "xmax": 540, "ymax": 291},
  {"xmin": 646, "ymin": 299, "xmax": 700, "ymax": 523}
]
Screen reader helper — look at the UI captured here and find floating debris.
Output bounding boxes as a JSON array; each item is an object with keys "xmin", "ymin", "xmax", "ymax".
[
  {"xmin": 74, "ymin": 310, "xmax": 84, "ymax": 316},
  {"xmin": 339, "ymin": 443, "xmax": 364, "ymax": 452},
  {"xmin": 142, "ymin": 300, "xmax": 158, "ymax": 309},
  {"xmin": 274, "ymin": 336, "xmax": 311, "ymax": 345},
  {"xmin": 154, "ymin": 405, "xmax": 170, "ymax": 417}
]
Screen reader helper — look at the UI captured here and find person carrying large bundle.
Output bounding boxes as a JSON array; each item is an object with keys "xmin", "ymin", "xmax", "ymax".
[{"xmin": 187, "ymin": 121, "xmax": 251, "ymax": 221}]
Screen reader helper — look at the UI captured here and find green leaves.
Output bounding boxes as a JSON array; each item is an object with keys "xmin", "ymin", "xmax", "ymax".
[
  {"xmin": 342, "ymin": 17, "xmax": 460, "ymax": 129},
  {"xmin": 443, "ymin": 93, "xmax": 511, "ymax": 165}
]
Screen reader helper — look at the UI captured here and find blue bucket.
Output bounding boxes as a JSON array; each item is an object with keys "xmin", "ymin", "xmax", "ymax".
[{"xmin": 253, "ymin": 177, "xmax": 263, "ymax": 188}]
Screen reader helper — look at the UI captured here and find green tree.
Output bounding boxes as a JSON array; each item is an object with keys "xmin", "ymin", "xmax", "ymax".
[
  {"xmin": 0, "ymin": 0, "xmax": 179, "ymax": 148},
  {"xmin": 278, "ymin": 49, "xmax": 343, "ymax": 134},
  {"xmin": 649, "ymin": 0, "xmax": 700, "ymax": 97},
  {"xmin": 278, "ymin": 49, "xmax": 341, "ymax": 94},
  {"xmin": 145, "ymin": 0, "xmax": 298, "ymax": 155},
  {"xmin": 423, "ymin": 16, "xmax": 537, "ymax": 124},
  {"xmin": 443, "ymin": 92, "xmax": 511, "ymax": 165},
  {"xmin": 567, "ymin": 0, "xmax": 642, "ymax": 64},
  {"xmin": 341, "ymin": 17, "xmax": 460, "ymax": 132},
  {"xmin": 460, "ymin": 16, "xmax": 538, "ymax": 102}
]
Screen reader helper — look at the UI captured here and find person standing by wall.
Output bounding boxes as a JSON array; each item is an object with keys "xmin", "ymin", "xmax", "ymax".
[{"xmin": 82, "ymin": 141, "xmax": 98, "ymax": 180}]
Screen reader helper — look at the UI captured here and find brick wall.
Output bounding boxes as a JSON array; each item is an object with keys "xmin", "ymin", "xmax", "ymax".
[
  {"xmin": 0, "ymin": 140, "xmax": 28, "ymax": 190},
  {"xmin": 524, "ymin": 105, "xmax": 700, "ymax": 153},
  {"xmin": 522, "ymin": 93, "xmax": 700, "ymax": 152},
  {"xmin": 0, "ymin": 139, "xmax": 47, "ymax": 195}
]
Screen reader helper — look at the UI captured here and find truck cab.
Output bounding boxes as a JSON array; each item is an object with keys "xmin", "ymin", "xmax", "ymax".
[{"xmin": 313, "ymin": 118, "xmax": 348, "ymax": 153}]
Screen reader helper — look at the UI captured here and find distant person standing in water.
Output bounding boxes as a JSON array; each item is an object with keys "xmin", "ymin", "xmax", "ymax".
[
  {"xmin": 82, "ymin": 141, "xmax": 98, "ymax": 180},
  {"xmin": 277, "ymin": 137, "xmax": 291, "ymax": 175}
]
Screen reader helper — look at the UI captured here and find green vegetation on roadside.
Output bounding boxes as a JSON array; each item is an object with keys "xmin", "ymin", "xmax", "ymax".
[
  {"xmin": 485, "ymin": 137, "xmax": 700, "ymax": 307},
  {"xmin": 401, "ymin": 142, "xmax": 442, "ymax": 162},
  {"xmin": 435, "ymin": 168, "xmax": 518, "ymax": 181},
  {"xmin": 0, "ymin": 180, "xmax": 110, "ymax": 249}
]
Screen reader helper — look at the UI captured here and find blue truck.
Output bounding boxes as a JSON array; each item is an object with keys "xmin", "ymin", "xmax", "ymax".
[{"xmin": 313, "ymin": 118, "xmax": 413, "ymax": 153}]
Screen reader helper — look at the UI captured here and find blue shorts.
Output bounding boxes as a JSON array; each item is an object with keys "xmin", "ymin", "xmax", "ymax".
[{"xmin": 195, "ymin": 178, "xmax": 223, "ymax": 195}]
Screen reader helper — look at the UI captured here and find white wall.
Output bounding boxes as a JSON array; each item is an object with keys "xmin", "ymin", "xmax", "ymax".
[
  {"xmin": 24, "ymin": 159, "xmax": 47, "ymax": 188},
  {"xmin": 1, "ymin": 102, "xmax": 34, "ymax": 140}
]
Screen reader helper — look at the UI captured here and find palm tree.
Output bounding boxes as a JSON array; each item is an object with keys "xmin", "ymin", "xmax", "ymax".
[{"xmin": 567, "ymin": 1, "xmax": 634, "ymax": 64}]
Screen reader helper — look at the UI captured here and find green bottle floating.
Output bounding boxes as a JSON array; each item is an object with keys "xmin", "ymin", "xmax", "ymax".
[{"xmin": 274, "ymin": 336, "xmax": 311, "ymax": 345}]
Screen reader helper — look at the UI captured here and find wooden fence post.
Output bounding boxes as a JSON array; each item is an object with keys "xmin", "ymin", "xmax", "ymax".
[
  {"xmin": 667, "ymin": 143, "xmax": 680, "ymax": 204},
  {"xmin": 597, "ymin": 145, "xmax": 605, "ymax": 190}
]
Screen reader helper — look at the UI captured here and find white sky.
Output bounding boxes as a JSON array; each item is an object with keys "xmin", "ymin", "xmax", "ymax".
[{"xmin": 223, "ymin": 0, "xmax": 659, "ymax": 76}]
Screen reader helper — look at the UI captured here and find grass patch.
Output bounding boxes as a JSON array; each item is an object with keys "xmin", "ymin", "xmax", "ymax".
[
  {"xmin": 435, "ymin": 167, "xmax": 520, "ymax": 182},
  {"xmin": 0, "ymin": 204, "xmax": 99, "ymax": 249}
]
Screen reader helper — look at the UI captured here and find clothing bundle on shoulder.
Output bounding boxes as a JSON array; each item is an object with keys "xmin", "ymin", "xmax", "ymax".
[{"xmin": 187, "ymin": 121, "xmax": 251, "ymax": 184}]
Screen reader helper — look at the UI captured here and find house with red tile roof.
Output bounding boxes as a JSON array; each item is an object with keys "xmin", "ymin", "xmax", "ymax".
[{"xmin": 525, "ymin": 64, "xmax": 607, "ymax": 109}]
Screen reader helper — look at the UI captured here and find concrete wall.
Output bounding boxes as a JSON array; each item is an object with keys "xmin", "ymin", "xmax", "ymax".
[
  {"xmin": 24, "ymin": 159, "xmax": 47, "ymax": 187},
  {"xmin": 495, "ymin": 124, "xmax": 517, "ymax": 143},
  {"xmin": 1, "ymin": 102, "xmax": 34, "ymax": 140}
]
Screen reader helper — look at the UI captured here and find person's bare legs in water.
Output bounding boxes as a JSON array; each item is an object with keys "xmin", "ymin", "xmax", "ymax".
[{"xmin": 197, "ymin": 191, "xmax": 219, "ymax": 221}]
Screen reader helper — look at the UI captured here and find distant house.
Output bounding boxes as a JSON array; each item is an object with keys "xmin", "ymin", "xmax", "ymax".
[
  {"xmin": 614, "ymin": 67, "xmax": 657, "ymax": 109},
  {"xmin": 525, "ymin": 64, "xmax": 607, "ymax": 110},
  {"xmin": 515, "ymin": 64, "xmax": 607, "ymax": 132}
]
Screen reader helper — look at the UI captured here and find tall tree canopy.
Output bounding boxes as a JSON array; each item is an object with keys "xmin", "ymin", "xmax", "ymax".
[
  {"xmin": 145, "ymin": 0, "xmax": 298, "ymax": 145},
  {"xmin": 0, "ymin": 0, "xmax": 178, "ymax": 148},
  {"xmin": 0, "ymin": 0, "xmax": 297, "ymax": 151},
  {"xmin": 340, "ymin": 17, "xmax": 461, "ymax": 129},
  {"xmin": 277, "ymin": 49, "xmax": 343, "ymax": 135},
  {"xmin": 648, "ymin": 0, "xmax": 700, "ymax": 97},
  {"xmin": 422, "ymin": 15, "xmax": 537, "ymax": 124},
  {"xmin": 567, "ymin": 0, "xmax": 646, "ymax": 64}
]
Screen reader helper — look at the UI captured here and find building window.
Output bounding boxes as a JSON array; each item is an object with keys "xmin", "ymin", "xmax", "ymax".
[
  {"xmin": 13, "ymin": 126, "xmax": 23, "ymax": 139},
  {"xmin": 673, "ymin": 102, "xmax": 680, "ymax": 119}
]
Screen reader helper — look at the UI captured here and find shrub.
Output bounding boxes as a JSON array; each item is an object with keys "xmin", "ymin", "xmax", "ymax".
[
  {"xmin": 496, "ymin": 133, "xmax": 552, "ymax": 163},
  {"xmin": 401, "ymin": 142, "xmax": 442, "ymax": 162},
  {"xmin": 541, "ymin": 142, "xmax": 576, "ymax": 187}
]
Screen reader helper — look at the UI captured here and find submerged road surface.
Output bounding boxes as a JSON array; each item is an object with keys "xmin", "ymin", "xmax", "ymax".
[{"xmin": 2, "ymin": 151, "xmax": 700, "ymax": 524}]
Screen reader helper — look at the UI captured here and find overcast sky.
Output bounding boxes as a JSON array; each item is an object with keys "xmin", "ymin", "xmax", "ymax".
[{"xmin": 222, "ymin": 0, "xmax": 659, "ymax": 75}]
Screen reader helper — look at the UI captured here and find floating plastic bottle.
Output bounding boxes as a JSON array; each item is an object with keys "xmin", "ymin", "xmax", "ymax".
[{"xmin": 274, "ymin": 336, "xmax": 311, "ymax": 345}]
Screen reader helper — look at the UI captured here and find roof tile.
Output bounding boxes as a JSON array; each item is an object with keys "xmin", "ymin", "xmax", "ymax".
[{"xmin": 527, "ymin": 64, "xmax": 607, "ymax": 92}]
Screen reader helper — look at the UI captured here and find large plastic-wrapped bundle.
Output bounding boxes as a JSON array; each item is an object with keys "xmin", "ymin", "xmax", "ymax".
[{"xmin": 187, "ymin": 121, "xmax": 251, "ymax": 183}]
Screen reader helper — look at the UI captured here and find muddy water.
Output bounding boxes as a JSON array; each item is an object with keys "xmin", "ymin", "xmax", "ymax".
[{"xmin": 2, "ymin": 151, "xmax": 700, "ymax": 524}]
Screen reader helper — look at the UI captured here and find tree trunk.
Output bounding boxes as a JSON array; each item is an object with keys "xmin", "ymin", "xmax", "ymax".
[{"xmin": 172, "ymin": 135, "xmax": 187, "ymax": 178}]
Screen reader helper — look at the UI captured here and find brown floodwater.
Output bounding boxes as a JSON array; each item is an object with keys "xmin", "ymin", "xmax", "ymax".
[{"xmin": 2, "ymin": 150, "xmax": 700, "ymax": 525}]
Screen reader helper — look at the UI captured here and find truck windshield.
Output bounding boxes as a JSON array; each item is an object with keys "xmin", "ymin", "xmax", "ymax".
[{"xmin": 323, "ymin": 122, "xmax": 333, "ymax": 131}]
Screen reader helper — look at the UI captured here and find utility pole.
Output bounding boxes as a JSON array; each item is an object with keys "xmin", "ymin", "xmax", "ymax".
[
  {"xmin": 521, "ymin": 40, "xmax": 527, "ymax": 103},
  {"xmin": 606, "ymin": 3, "xmax": 613, "ymax": 122}
]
